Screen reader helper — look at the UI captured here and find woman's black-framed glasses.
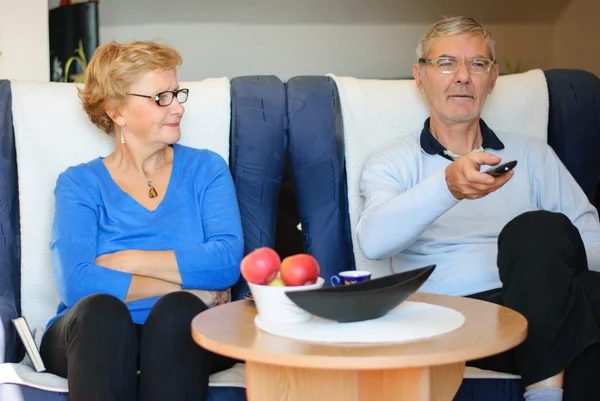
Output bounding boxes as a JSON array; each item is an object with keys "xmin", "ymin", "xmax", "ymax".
[{"xmin": 128, "ymin": 88, "xmax": 189, "ymax": 107}]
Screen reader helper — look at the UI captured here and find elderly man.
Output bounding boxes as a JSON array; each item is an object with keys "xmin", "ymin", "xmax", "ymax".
[{"xmin": 357, "ymin": 16, "xmax": 600, "ymax": 401}]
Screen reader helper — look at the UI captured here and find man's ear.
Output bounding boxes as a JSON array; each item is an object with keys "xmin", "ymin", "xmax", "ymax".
[
  {"xmin": 489, "ymin": 63, "xmax": 500, "ymax": 94},
  {"xmin": 413, "ymin": 63, "xmax": 425, "ymax": 93}
]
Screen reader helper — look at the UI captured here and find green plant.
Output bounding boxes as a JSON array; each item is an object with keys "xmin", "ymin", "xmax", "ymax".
[{"xmin": 64, "ymin": 40, "xmax": 87, "ymax": 83}]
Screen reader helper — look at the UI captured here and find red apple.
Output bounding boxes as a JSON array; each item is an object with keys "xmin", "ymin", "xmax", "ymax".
[
  {"xmin": 280, "ymin": 254, "xmax": 320, "ymax": 286},
  {"xmin": 240, "ymin": 247, "xmax": 281, "ymax": 285}
]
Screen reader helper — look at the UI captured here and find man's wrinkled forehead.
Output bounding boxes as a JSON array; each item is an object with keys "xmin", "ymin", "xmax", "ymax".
[{"xmin": 426, "ymin": 34, "xmax": 493, "ymax": 59}]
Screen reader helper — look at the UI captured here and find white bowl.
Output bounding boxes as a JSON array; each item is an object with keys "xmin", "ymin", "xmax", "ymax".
[{"xmin": 248, "ymin": 277, "xmax": 325, "ymax": 323}]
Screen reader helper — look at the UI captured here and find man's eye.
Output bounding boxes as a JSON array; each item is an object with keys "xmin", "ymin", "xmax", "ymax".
[{"xmin": 437, "ymin": 59, "xmax": 456, "ymax": 67}]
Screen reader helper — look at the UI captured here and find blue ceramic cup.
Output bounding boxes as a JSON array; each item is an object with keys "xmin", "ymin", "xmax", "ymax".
[{"xmin": 330, "ymin": 270, "xmax": 372, "ymax": 287}]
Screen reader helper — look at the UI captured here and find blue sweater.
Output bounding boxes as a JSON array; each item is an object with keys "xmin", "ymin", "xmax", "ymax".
[
  {"xmin": 358, "ymin": 126, "xmax": 600, "ymax": 296},
  {"xmin": 48, "ymin": 144, "xmax": 243, "ymax": 328}
]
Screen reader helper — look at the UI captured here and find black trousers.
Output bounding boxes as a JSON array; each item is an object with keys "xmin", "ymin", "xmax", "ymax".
[
  {"xmin": 466, "ymin": 210, "xmax": 600, "ymax": 400},
  {"xmin": 40, "ymin": 291, "xmax": 238, "ymax": 401}
]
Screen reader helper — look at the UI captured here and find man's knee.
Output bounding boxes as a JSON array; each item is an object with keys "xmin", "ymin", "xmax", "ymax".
[
  {"xmin": 498, "ymin": 210, "xmax": 587, "ymax": 279},
  {"xmin": 499, "ymin": 211, "xmax": 578, "ymax": 249},
  {"xmin": 502, "ymin": 210, "xmax": 570, "ymax": 236}
]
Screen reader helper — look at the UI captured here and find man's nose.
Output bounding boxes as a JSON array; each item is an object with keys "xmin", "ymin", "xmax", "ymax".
[{"xmin": 454, "ymin": 61, "xmax": 471, "ymax": 84}]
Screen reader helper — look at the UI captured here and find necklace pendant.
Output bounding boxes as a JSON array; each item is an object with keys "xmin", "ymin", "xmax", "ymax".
[{"xmin": 147, "ymin": 181, "xmax": 158, "ymax": 198}]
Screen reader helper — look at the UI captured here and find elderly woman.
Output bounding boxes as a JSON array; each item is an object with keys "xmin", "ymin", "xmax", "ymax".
[{"xmin": 39, "ymin": 41, "xmax": 243, "ymax": 401}]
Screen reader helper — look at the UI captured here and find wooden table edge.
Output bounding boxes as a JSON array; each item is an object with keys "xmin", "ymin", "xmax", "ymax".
[{"xmin": 192, "ymin": 293, "xmax": 528, "ymax": 370}]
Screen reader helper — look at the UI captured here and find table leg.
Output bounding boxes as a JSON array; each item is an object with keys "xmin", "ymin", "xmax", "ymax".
[{"xmin": 245, "ymin": 361, "xmax": 465, "ymax": 401}]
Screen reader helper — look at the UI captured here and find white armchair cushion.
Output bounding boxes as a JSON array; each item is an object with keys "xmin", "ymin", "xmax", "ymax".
[
  {"xmin": 328, "ymin": 69, "xmax": 549, "ymax": 278},
  {"xmin": 0, "ymin": 362, "xmax": 247, "ymax": 392},
  {"xmin": 11, "ymin": 78, "xmax": 230, "ymax": 333},
  {"xmin": 3, "ymin": 77, "xmax": 247, "ymax": 391}
]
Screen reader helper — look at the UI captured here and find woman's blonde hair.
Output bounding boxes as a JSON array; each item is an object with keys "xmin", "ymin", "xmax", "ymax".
[
  {"xmin": 79, "ymin": 41, "xmax": 182, "ymax": 135},
  {"xmin": 416, "ymin": 16, "xmax": 495, "ymax": 61}
]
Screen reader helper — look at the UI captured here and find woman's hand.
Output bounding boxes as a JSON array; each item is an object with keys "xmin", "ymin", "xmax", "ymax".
[
  {"xmin": 214, "ymin": 288, "xmax": 232, "ymax": 305},
  {"xmin": 97, "ymin": 251, "xmax": 232, "ymax": 306},
  {"xmin": 96, "ymin": 250, "xmax": 134, "ymax": 273},
  {"xmin": 184, "ymin": 288, "xmax": 231, "ymax": 307},
  {"xmin": 96, "ymin": 250, "xmax": 183, "ymax": 284}
]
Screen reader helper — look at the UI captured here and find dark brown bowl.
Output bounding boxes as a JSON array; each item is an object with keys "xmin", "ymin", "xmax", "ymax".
[{"xmin": 285, "ymin": 265, "xmax": 436, "ymax": 323}]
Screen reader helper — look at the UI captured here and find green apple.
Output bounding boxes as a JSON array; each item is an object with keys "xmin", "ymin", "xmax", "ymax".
[{"xmin": 267, "ymin": 275, "xmax": 285, "ymax": 287}]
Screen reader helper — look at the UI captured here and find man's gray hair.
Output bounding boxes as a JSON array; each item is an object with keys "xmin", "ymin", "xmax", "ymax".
[{"xmin": 416, "ymin": 16, "xmax": 496, "ymax": 61}]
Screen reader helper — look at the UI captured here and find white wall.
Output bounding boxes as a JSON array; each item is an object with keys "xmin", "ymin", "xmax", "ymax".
[
  {"xmin": 82, "ymin": 0, "xmax": 571, "ymax": 26},
  {"xmin": 0, "ymin": 0, "xmax": 49, "ymax": 81},
  {"xmin": 101, "ymin": 23, "xmax": 554, "ymax": 81},
  {"xmin": 553, "ymin": 0, "xmax": 600, "ymax": 78}
]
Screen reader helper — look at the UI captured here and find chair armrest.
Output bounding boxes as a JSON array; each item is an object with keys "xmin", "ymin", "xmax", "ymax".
[
  {"xmin": 0, "ymin": 293, "xmax": 19, "ymax": 363},
  {"xmin": 0, "ymin": 79, "xmax": 22, "ymax": 364}
]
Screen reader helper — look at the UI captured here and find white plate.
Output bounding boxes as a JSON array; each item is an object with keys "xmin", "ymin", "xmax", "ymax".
[{"xmin": 254, "ymin": 301, "xmax": 465, "ymax": 344}]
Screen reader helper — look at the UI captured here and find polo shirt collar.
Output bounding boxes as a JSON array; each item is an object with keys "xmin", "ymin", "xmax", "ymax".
[{"xmin": 420, "ymin": 118, "xmax": 504, "ymax": 161}]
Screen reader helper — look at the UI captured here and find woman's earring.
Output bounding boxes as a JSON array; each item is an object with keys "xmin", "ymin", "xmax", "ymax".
[{"xmin": 120, "ymin": 126, "xmax": 125, "ymax": 144}]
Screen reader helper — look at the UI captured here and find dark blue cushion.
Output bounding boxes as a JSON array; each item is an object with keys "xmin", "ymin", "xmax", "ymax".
[
  {"xmin": 0, "ymin": 384, "xmax": 246, "ymax": 401},
  {"xmin": 454, "ymin": 378, "xmax": 523, "ymax": 401},
  {"xmin": 230, "ymin": 75, "xmax": 287, "ymax": 300},
  {"xmin": 207, "ymin": 386, "xmax": 246, "ymax": 401},
  {"xmin": 545, "ymin": 69, "xmax": 600, "ymax": 202},
  {"xmin": 286, "ymin": 76, "xmax": 354, "ymax": 284},
  {"xmin": 0, "ymin": 80, "xmax": 21, "ymax": 364}
]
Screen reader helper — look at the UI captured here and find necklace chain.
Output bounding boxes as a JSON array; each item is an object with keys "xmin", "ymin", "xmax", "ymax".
[
  {"xmin": 145, "ymin": 152, "xmax": 164, "ymax": 199},
  {"xmin": 443, "ymin": 145, "xmax": 484, "ymax": 160}
]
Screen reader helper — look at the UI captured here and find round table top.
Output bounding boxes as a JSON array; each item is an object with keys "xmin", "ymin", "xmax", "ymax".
[{"xmin": 191, "ymin": 292, "xmax": 527, "ymax": 370}]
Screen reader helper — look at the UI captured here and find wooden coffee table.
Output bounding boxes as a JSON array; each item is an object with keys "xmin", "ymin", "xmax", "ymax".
[{"xmin": 191, "ymin": 292, "xmax": 527, "ymax": 401}]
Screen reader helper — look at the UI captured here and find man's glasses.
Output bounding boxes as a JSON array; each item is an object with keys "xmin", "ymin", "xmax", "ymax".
[
  {"xmin": 418, "ymin": 57, "xmax": 495, "ymax": 74},
  {"xmin": 128, "ymin": 88, "xmax": 189, "ymax": 106}
]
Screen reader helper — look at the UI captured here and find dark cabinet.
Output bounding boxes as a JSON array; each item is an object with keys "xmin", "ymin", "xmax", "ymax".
[{"xmin": 49, "ymin": 2, "xmax": 99, "ymax": 82}]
